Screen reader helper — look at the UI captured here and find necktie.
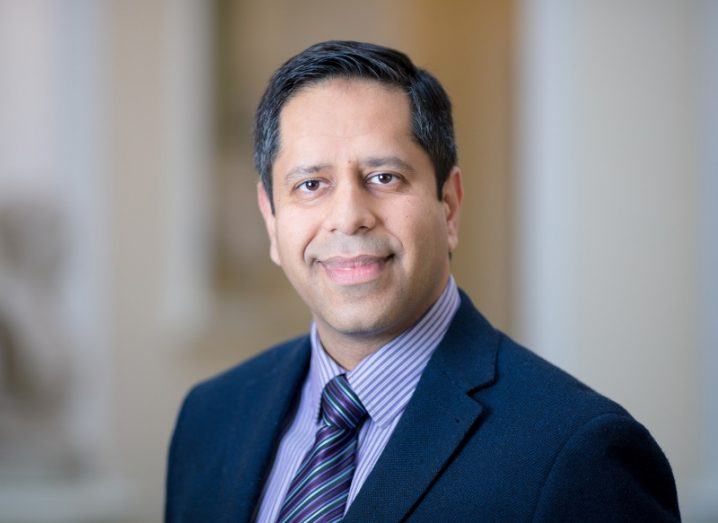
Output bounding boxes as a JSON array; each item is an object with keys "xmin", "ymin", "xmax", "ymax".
[{"xmin": 277, "ymin": 373, "xmax": 368, "ymax": 523}]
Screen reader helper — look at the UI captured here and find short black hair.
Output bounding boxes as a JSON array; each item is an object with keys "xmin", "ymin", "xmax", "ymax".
[{"xmin": 254, "ymin": 40, "xmax": 457, "ymax": 211}]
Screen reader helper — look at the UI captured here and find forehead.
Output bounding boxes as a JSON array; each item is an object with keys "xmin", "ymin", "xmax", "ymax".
[{"xmin": 277, "ymin": 78, "xmax": 414, "ymax": 152}]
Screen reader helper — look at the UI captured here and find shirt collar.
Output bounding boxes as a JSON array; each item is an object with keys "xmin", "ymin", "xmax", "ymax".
[{"xmin": 306, "ymin": 275, "xmax": 460, "ymax": 428}]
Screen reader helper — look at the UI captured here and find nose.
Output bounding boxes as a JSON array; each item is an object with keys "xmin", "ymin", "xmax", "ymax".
[{"xmin": 323, "ymin": 178, "xmax": 377, "ymax": 235}]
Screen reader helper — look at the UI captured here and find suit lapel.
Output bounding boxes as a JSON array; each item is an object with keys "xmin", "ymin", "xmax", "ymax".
[
  {"xmin": 218, "ymin": 336, "xmax": 311, "ymax": 522},
  {"xmin": 343, "ymin": 290, "xmax": 501, "ymax": 522}
]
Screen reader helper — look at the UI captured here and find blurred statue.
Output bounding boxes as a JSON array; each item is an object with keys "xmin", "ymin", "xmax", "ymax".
[{"xmin": 0, "ymin": 199, "xmax": 83, "ymax": 479}]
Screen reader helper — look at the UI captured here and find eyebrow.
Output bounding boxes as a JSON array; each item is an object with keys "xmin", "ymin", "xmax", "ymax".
[
  {"xmin": 362, "ymin": 156, "xmax": 416, "ymax": 174},
  {"xmin": 284, "ymin": 163, "xmax": 332, "ymax": 183}
]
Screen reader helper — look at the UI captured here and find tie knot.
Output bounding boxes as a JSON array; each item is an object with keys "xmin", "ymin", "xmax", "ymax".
[{"xmin": 320, "ymin": 374, "xmax": 367, "ymax": 431}]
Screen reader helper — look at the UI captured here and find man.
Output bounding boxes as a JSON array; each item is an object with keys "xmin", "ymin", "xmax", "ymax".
[{"xmin": 165, "ymin": 41, "xmax": 680, "ymax": 522}]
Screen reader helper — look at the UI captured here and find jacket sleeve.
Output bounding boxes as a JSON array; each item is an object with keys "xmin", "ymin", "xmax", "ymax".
[{"xmin": 531, "ymin": 412, "xmax": 680, "ymax": 522}]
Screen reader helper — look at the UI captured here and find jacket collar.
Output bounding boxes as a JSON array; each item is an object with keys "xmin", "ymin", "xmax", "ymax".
[
  {"xmin": 342, "ymin": 289, "xmax": 500, "ymax": 522},
  {"xmin": 222, "ymin": 288, "xmax": 500, "ymax": 522}
]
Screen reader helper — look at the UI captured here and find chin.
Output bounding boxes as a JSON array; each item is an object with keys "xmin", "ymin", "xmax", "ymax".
[{"xmin": 322, "ymin": 307, "xmax": 396, "ymax": 338}]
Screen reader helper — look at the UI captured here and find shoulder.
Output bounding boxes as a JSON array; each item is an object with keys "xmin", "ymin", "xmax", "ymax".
[
  {"xmin": 492, "ymin": 332, "xmax": 630, "ymax": 426},
  {"xmin": 165, "ymin": 333, "xmax": 310, "ymax": 520},
  {"xmin": 181, "ymin": 333, "xmax": 309, "ymax": 410},
  {"xmin": 166, "ymin": 333, "xmax": 309, "ymax": 477},
  {"xmin": 452, "ymin": 289, "xmax": 627, "ymax": 425},
  {"xmin": 485, "ymin": 335, "xmax": 679, "ymax": 520},
  {"xmin": 166, "ymin": 334, "xmax": 310, "ymax": 456},
  {"xmin": 530, "ymin": 409, "xmax": 679, "ymax": 521}
]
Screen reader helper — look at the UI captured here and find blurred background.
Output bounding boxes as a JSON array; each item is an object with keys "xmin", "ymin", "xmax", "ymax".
[{"xmin": 0, "ymin": 0, "xmax": 715, "ymax": 521}]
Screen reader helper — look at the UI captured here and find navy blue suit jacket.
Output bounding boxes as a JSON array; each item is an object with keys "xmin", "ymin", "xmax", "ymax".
[{"xmin": 165, "ymin": 290, "xmax": 680, "ymax": 522}]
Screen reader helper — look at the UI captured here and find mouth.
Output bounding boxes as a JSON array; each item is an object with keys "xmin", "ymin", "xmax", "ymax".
[{"xmin": 318, "ymin": 254, "xmax": 394, "ymax": 286}]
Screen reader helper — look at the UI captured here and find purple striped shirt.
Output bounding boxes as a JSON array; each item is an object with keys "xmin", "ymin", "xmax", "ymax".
[{"xmin": 254, "ymin": 275, "xmax": 460, "ymax": 522}]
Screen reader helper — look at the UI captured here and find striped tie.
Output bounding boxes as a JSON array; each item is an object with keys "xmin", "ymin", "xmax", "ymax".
[{"xmin": 277, "ymin": 373, "xmax": 368, "ymax": 523}]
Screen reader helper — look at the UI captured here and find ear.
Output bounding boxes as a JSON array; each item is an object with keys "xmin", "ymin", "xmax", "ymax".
[
  {"xmin": 442, "ymin": 167, "xmax": 463, "ymax": 253},
  {"xmin": 257, "ymin": 182, "xmax": 281, "ymax": 266}
]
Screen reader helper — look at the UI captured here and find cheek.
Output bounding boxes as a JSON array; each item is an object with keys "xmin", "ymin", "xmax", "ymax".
[
  {"xmin": 388, "ymin": 200, "xmax": 447, "ymax": 255},
  {"xmin": 274, "ymin": 210, "xmax": 318, "ymax": 263}
]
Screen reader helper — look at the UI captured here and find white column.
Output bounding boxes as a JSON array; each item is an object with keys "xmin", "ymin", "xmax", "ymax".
[
  {"xmin": 515, "ymin": 0, "xmax": 579, "ymax": 369},
  {"xmin": 693, "ymin": 0, "xmax": 718, "ymax": 519},
  {"xmin": 159, "ymin": 0, "xmax": 213, "ymax": 344},
  {"xmin": 515, "ymin": 0, "xmax": 710, "ymax": 518}
]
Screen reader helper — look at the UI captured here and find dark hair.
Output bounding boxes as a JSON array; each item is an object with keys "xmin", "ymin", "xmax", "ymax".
[{"xmin": 254, "ymin": 40, "xmax": 457, "ymax": 211}]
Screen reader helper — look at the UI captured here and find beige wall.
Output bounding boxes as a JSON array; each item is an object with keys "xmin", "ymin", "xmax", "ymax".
[{"xmin": 516, "ymin": 1, "xmax": 713, "ymax": 519}]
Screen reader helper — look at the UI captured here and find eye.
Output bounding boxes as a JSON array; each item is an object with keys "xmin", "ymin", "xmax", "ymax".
[
  {"xmin": 297, "ymin": 179, "xmax": 322, "ymax": 192},
  {"xmin": 367, "ymin": 172, "xmax": 398, "ymax": 185}
]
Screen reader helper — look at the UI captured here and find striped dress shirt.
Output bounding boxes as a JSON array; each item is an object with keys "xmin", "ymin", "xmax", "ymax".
[{"xmin": 254, "ymin": 275, "xmax": 460, "ymax": 522}]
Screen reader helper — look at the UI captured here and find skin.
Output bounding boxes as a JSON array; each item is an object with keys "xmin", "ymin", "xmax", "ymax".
[{"xmin": 257, "ymin": 78, "xmax": 463, "ymax": 370}]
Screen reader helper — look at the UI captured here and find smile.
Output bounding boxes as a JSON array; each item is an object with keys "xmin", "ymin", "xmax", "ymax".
[{"xmin": 318, "ymin": 254, "xmax": 393, "ymax": 286}]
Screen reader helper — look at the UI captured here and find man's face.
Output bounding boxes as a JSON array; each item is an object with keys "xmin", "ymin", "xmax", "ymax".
[{"xmin": 258, "ymin": 78, "xmax": 462, "ymax": 342}]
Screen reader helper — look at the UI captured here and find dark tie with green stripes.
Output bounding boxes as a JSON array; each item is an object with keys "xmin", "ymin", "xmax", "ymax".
[{"xmin": 276, "ymin": 373, "xmax": 368, "ymax": 522}]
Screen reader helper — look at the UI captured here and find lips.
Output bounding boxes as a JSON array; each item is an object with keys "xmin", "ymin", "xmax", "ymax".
[{"xmin": 318, "ymin": 254, "xmax": 393, "ymax": 285}]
